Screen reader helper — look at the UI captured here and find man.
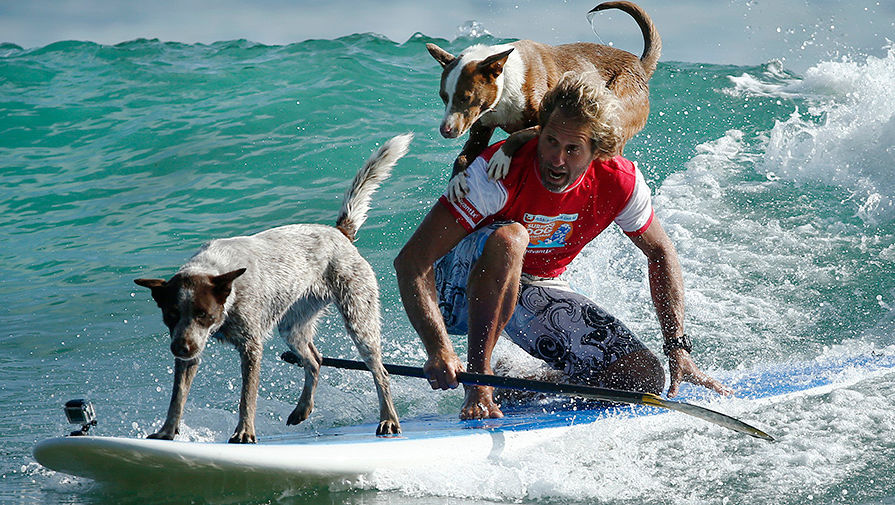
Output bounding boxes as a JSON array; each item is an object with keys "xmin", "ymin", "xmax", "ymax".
[{"xmin": 395, "ymin": 72, "xmax": 730, "ymax": 419}]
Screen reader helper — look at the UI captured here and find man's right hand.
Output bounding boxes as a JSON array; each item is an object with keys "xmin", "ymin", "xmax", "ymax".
[
  {"xmin": 394, "ymin": 203, "xmax": 472, "ymax": 391},
  {"xmin": 423, "ymin": 350, "xmax": 465, "ymax": 390},
  {"xmin": 666, "ymin": 348, "xmax": 733, "ymax": 398}
]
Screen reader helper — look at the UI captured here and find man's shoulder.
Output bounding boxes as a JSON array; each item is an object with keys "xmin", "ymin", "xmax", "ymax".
[
  {"xmin": 496, "ymin": 139, "xmax": 538, "ymax": 194},
  {"xmin": 470, "ymin": 138, "xmax": 537, "ymax": 190},
  {"xmin": 514, "ymin": 137, "xmax": 539, "ymax": 159},
  {"xmin": 479, "ymin": 138, "xmax": 538, "ymax": 162},
  {"xmin": 479, "ymin": 141, "xmax": 505, "ymax": 162},
  {"xmin": 600, "ymin": 156, "xmax": 636, "ymax": 174},
  {"xmin": 594, "ymin": 156, "xmax": 638, "ymax": 188}
]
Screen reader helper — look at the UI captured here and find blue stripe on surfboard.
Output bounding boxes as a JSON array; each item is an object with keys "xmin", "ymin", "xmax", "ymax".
[{"xmin": 260, "ymin": 352, "xmax": 895, "ymax": 446}]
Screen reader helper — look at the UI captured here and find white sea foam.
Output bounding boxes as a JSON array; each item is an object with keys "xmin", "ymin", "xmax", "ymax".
[
  {"xmin": 726, "ymin": 69, "xmax": 800, "ymax": 98},
  {"xmin": 559, "ymin": 46, "xmax": 895, "ymax": 372},
  {"xmin": 721, "ymin": 46, "xmax": 895, "ymax": 223},
  {"xmin": 360, "ymin": 360, "xmax": 895, "ymax": 504},
  {"xmin": 455, "ymin": 20, "xmax": 492, "ymax": 39},
  {"xmin": 760, "ymin": 45, "xmax": 895, "ymax": 224},
  {"xmin": 563, "ymin": 130, "xmax": 825, "ymax": 368}
]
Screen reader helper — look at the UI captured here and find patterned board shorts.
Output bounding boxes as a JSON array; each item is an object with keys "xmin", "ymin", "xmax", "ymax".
[{"xmin": 435, "ymin": 222, "xmax": 648, "ymax": 384}]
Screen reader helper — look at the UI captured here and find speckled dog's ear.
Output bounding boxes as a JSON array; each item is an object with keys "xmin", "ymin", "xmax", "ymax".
[
  {"xmin": 210, "ymin": 268, "xmax": 246, "ymax": 304},
  {"xmin": 134, "ymin": 278, "xmax": 165, "ymax": 289},
  {"xmin": 134, "ymin": 278, "xmax": 169, "ymax": 306}
]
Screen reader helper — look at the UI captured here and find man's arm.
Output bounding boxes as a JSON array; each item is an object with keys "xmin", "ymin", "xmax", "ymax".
[
  {"xmin": 628, "ymin": 218, "xmax": 732, "ymax": 397},
  {"xmin": 393, "ymin": 203, "xmax": 470, "ymax": 389}
]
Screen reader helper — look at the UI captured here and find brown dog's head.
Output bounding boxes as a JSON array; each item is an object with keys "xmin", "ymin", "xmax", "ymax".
[
  {"xmin": 426, "ymin": 43, "xmax": 514, "ymax": 139},
  {"xmin": 135, "ymin": 268, "xmax": 245, "ymax": 360}
]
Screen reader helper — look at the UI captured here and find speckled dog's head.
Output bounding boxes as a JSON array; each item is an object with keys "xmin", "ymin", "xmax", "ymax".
[{"xmin": 135, "ymin": 268, "xmax": 245, "ymax": 360}]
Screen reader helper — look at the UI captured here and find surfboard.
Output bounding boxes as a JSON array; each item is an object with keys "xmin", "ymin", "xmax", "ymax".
[{"xmin": 33, "ymin": 352, "xmax": 895, "ymax": 488}]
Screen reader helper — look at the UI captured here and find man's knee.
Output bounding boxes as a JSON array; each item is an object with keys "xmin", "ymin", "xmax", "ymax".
[
  {"xmin": 600, "ymin": 350, "xmax": 665, "ymax": 395},
  {"xmin": 394, "ymin": 242, "xmax": 425, "ymax": 281},
  {"xmin": 483, "ymin": 222, "xmax": 529, "ymax": 259}
]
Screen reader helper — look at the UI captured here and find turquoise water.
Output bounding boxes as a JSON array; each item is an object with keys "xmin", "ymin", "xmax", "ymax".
[{"xmin": 2, "ymin": 33, "xmax": 894, "ymax": 504}]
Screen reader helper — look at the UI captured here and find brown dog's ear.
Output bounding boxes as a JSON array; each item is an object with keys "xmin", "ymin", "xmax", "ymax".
[
  {"xmin": 426, "ymin": 43, "xmax": 456, "ymax": 68},
  {"xmin": 210, "ymin": 268, "xmax": 246, "ymax": 304},
  {"xmin": 478, "ymin": 48, "xmax": 514, "ymax": 78}
]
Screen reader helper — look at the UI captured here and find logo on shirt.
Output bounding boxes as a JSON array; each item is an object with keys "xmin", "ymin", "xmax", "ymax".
[
  {"xmin": 524, "ymin": 213, "xmax": 578, "ymax": 249},
  {"xmin": 455, "ymin": 198, "xmax": 484, "ymax": 224}
]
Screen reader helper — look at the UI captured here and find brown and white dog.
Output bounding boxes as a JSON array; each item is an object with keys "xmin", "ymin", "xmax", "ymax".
[
  {"xmin": 427, "ymin": 1, "xmax": 661, "ymax": 200},
  {"xmin": 134, "ymin": 134, "xmax": 411, "ymax": 443}
]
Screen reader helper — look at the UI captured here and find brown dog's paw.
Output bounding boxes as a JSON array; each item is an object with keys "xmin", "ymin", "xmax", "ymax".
[
  {"xmin": 375, "ymin": 420, "xmax": 401, "ymax": 437},
  {"xmin": 446, "ymin": 171, "xmax": 470, "ymax": 202},
  {"xmin": 228, "ymin": 431, "xmax": 256, "ymax": 444},
  {"xmin": 487, "ymin": 150, "xmax": 512, "ymax": 181}
]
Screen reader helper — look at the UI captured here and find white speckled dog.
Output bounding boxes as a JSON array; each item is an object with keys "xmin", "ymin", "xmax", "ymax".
[{"xmin": 135, "ymin": 134, "xmax": 411, "ymax": 443}]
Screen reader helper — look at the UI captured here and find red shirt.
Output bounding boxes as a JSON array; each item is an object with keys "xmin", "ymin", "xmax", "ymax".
[{"xmin": 440, "ymin": 139, "xmax": 654, "ymax": 278}]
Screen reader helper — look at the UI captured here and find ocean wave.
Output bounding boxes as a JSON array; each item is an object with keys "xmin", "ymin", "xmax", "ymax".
[
  {"xmin": 724, "ymin": 60, "xmax": 803, "ymax": 98},
  {"xmin": 736, "ymin": 45, "xmax": 895, "ymax": 224}
]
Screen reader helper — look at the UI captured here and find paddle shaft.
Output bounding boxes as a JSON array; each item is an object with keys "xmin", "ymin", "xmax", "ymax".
[{"xmin": 280, "ymin": 351, "xmax": 773, "ymax": 441}]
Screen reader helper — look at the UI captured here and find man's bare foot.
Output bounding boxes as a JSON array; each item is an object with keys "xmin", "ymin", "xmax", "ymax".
[{"xmin": 460, "ymin": 385, "xmax": 503, "ymax": 419}]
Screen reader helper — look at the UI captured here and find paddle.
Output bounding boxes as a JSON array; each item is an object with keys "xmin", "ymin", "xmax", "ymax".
[{"xmin": 280, "ymin": 351, "xmax": 774, "ymax": 441}]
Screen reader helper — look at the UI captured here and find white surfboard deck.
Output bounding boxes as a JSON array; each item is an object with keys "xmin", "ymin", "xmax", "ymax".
[
  {"xmin": 33, "ymin": 414, "xmax": 570, "ymax": 486},
  {"xmin": 33, "ymin": 352, "xmax": 895, "ymax": 487}
]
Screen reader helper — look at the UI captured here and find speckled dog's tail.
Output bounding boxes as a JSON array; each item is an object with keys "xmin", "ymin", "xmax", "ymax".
[{"xmin": 336, "ymin": 133, "xmax": 413, "ymax": 241}]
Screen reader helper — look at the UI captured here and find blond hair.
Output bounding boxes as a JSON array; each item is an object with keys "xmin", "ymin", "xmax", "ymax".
[{"xmin": 538, "ymin": 72, "xmax": 622, "ymax": 158}]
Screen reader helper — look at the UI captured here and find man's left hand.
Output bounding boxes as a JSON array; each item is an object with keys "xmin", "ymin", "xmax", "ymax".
[{"xmin": 667, "ymin": 348, "xmax": 733, "ymax": 398}]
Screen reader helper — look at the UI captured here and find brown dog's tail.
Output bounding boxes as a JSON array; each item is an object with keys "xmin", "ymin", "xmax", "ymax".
[
  {"xmin": 589, "ymin": 1, "xmax": 662, "ymax": 79},
  {"xmin": 335, "ymin": 133, "xmax": 413, "ymax": 241}
]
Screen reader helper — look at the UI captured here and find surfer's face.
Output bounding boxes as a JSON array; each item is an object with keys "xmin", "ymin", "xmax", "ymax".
[{"xmin": 536, "ymin": 111, "xmax": 598, "ymax": 192}]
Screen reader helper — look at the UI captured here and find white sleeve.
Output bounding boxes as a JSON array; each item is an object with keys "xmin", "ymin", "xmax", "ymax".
[
  {"xmin": 441, "ymin": 156, "xmax": 508, "ymax": 228},
  {"xmin": 613, "ymin": 163, "xmax": 654, "ymax": 235}
]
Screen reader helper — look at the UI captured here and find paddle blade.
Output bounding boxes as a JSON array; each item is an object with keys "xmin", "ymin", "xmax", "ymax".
[{"xmin": 640, "ymin": 394, "xmax": 774, "ymax": 441}]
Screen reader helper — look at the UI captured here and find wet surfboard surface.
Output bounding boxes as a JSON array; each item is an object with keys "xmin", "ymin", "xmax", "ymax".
[{"xmin": 33, "ymin": 352, "xmax": 895, "ymax": 487}]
